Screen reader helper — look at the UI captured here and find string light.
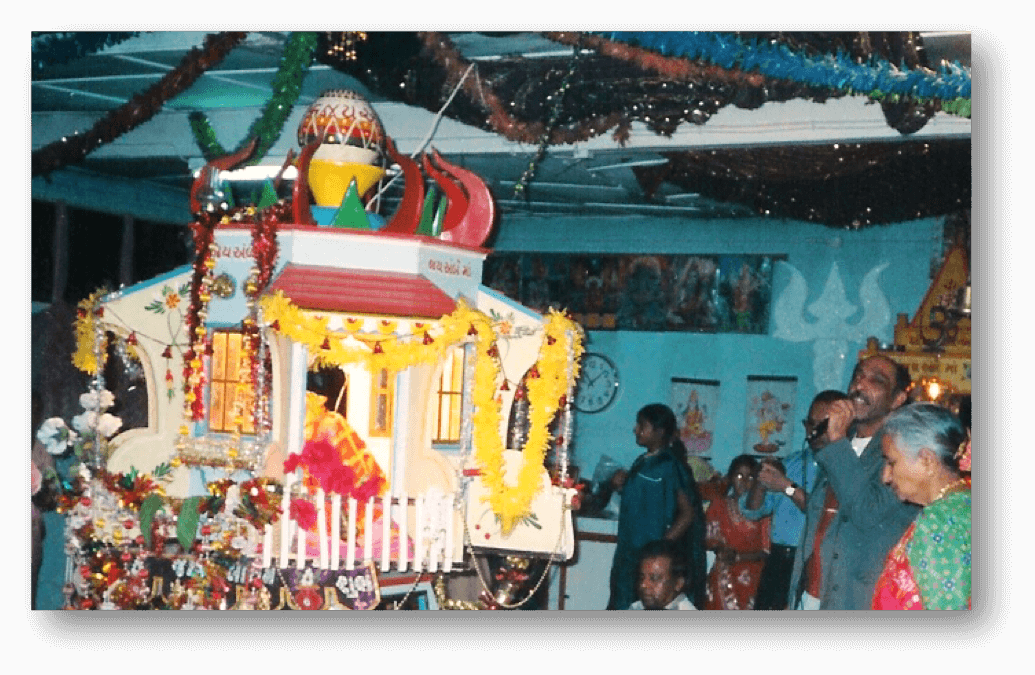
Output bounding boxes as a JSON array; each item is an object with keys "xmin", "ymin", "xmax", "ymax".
[{"xmin": 324, "ymin": 32, "xmax": 367, "ymax": 61}]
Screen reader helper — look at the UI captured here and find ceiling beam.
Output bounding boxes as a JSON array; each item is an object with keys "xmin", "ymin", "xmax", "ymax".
[
  {"xmin": 32, "ymin": 95, "xmax": 971, "ymax": 171},
  {"xmin": 32, "ymin": 167, "xmax": 191, "ymax": 225}
]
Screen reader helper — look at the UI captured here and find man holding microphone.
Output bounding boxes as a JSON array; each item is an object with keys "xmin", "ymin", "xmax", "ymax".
[
  {"xmin": 792, "ymin": 355, "xmax": 919, "ymax": 610},
  {"xmin": 739, "ymin": 390, "xmax": 838, "ymax": 609}
]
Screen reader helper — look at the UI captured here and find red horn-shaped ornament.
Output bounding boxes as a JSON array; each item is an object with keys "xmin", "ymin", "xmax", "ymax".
[
  {"xmin": 429, "ymin": 149, "xmax": 496, "ymax": 248},
  {"xmin": 422, "ymin": 151, "xmax": 469, "ymax": 234},
  {"xmin": 381, "ymin": 137, "xmax": 424, "ymax": 235}
]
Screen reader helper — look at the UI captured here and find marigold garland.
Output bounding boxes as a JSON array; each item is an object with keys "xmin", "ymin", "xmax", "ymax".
[
  {"xmin": 259, "ymin": 291, "xmax": 583, "ymax": 533},
  {"xmin": 72, "ymin": 290, "xmax": 109, "ymax": 374}
]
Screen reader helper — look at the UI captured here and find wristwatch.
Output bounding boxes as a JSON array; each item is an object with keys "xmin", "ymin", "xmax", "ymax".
[{"xmin": 784, "ymin": 484, "xmax": 798, "ymax": 497}]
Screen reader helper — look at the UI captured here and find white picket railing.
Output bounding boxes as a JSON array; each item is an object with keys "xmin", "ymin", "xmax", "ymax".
[{"xmin": 269, "ymin": 489, "xmax": 458, "ymax": 573}]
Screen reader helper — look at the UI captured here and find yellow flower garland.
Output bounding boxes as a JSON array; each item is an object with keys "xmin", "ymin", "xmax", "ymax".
[
  {"xmin": 259, "ymin": 291, "xmax": 583, "ymax": 534},
  {"xmin": 72, "ymin": 291, "xmax": 109, "ymax": 375}
]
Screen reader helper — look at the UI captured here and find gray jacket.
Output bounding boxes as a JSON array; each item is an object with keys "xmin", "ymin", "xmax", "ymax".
[{"xmin": 787, "ymin": 430, "xmax": 919, "ymax": 610}]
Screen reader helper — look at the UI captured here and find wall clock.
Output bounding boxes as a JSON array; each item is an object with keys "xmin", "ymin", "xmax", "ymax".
[{"xmin": 574, "ymin": 352, "xmax": 620, "ymax": 413}]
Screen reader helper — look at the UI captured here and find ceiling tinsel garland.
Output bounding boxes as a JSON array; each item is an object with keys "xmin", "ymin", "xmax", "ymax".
[
  {"xmin": 545, "ymin": 31, "xmax": 769, "ymax": 89},
  {"xmin": 632, "ymin": 139, "xmax": 971, "ymax": 228},
  {"xmin": 32, "ymin": 32, "xmax": 247, "ymax": 178},
  {"xmin": 31, "ymin": 32, "xmax": 139, "ymax": 76},
  {"xmin": 593, "ymin": 31, "xmax": 970, "ymax": 114},
  {"xmin": 188, "ymin": 32, "xmax": 317, "ymax": 164},
  {"xmin": 512, "ymin": 43, "xmax": 582, "ymax": 200},
  {"xmin": 417, "ymin": 32, "xmax": 626, "ymax": 147}
]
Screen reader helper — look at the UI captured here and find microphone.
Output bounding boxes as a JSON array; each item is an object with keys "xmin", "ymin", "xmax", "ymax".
[{"xmin": 806, "ymin": 418, "xmax": 828, "ymax": 443}]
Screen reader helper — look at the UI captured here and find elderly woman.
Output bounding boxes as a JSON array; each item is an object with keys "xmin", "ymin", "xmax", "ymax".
[{"xmin": 873, "ymin": 403, "xmax": 971, "ymax": 610}]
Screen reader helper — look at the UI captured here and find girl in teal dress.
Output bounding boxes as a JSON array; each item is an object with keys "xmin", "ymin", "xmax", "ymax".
[{"xmin": 607, "ymin": 404, "xmax": 707, "ymax": 610}]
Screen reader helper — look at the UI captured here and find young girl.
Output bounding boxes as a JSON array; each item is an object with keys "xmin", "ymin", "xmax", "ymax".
[{"xmin": 607, "ymin": 403, "xmax": 707, "ymax": 610}]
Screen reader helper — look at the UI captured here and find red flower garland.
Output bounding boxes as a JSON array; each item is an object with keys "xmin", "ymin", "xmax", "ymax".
[{"xmin": 183, "ymin": 212, "xmax": 219, "ymax": 420}]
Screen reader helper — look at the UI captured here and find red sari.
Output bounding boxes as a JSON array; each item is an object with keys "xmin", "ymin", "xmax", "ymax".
[
  {"xmin": 704, "ymin": 495, "xmax": 770, "ymax": 610},
  {"xmin": 872, "ymin": 481, "xmax": 971, "ymax": 610}
]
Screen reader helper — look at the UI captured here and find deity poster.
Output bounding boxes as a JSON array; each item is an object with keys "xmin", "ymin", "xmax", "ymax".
[
  {"xmin": 743, "ymin": 375, "xmax": 797, "ymax": 457},
  {"xmin": 671, "ymin": 377, "xmax": 720, "ymax": 456},
  {"xmin": 482, "ymin": 253, "xmax": 781, "ymax": 333}
]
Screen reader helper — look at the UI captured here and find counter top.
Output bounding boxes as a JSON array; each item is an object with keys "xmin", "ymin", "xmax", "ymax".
[{"xmin": 574, "ymin": 513, "xmax": 619, "ymax": 536}]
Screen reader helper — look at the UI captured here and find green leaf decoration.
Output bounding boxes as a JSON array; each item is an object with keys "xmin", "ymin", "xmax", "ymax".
[
  {"xmin": 332, "ymin": 179, "xmax": 371, "ymax": 229},
  {"xmin": 138, "ymin": 493, "xmax": 165, "ymax": 547},
  {"xmin": 177, "ymin": 496, "xmax": 203, "ymax": 551},
  {"xmin": 223, "ymin": 181, "xmax": 235, "ymax": 208},
  {"xmin": 257, "ymin": 179, "xmax": 279, "ymax": 209},
  {"xmin": 432, "ymin": 195, "xmax": 447, "ymax": 237},
  {"xmin": 416, "ymin": 189, "xmax": 438, "ymax": 236}
]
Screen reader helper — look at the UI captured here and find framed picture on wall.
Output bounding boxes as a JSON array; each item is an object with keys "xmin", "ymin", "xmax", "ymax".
[
  {"xmin": 482, "ymin": 252, "xmax": 782, "ymax": 333},
  {"xmin": 743, "ymin": 375, "xmax": 797, "ymax": 457},
  {"xmin": 671, "ymin": 377, "xmax": 720, "ymax": 457}
]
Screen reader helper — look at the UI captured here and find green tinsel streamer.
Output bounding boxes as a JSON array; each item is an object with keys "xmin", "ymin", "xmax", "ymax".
[
  {"xmin": 869, "ymin": 90, "xmax": 971, "ymax": 120},
  {"xmin": 189, "ymin": 31, "xmax": 317, "ymax": 163},
  {"xmin": 939, "ymin": 98, "xmax": 971, "ymax": 119}
]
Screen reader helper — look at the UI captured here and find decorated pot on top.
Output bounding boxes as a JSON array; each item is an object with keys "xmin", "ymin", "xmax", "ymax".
[{"xmin": 298, "ymin": 89, "xmax": 387, "ymax": 207}]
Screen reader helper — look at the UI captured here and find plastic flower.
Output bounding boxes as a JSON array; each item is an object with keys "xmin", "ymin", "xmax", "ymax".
[
  {"xmin": 95, "ymin": 413, "xmax": 122, "ymax": 438},
  {"xmin": 224, "ymin": 484, "xmax": 241, "ymax": 514},
  {"xmin": 324, "ymin": 465, "xmax": 356, "ymax": 495},
  {"xmin": 36, "ymin": 417, "xmax": 77, "ymax": 455},
  {"xmin": 79, "ymin": 389, "xmax": 115, "ymax": 412},
  {"xmin": 289, "ymin": 498, "xmax": 317, "ymax": 530},
  {"xmin": 957, "ymin": 439, "xmax": 971, "ymax": 472},
  {"xmin": 352, "ymin": 475, "xmax": 385, "ymax": 503},
  {"xmin": 72, "ymin": 410, "xmax": 98, "ymax": 434}
]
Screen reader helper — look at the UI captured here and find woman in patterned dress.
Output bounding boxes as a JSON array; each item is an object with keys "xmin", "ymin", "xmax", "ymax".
[
  {"xmin": 703, "ymin": 454, "xmax": 770, "ymax": 609},
  {"xmin": 872, "ymin": 403, "xmax": 971, "ymax": 610}
]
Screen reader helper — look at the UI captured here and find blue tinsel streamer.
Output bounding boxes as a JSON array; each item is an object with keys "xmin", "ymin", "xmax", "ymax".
[{"xmin": 597, "ymin": 31, "xmax": 970, "ymax": 102}]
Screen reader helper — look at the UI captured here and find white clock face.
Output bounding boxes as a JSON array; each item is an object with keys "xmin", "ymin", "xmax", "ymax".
[{"xmin": 574, "ymin": 353, "xmax": 619, "ymax": 413}]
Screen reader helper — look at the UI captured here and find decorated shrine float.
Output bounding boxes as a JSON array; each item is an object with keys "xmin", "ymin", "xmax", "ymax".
[{"xmin": 50, "ymin": 90, "xmax": 583, "ymax": 610}]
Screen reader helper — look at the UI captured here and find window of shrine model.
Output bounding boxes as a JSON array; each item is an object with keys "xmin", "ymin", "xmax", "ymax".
[
  {"xmin": 433, "ymin": 345, "xmax": 466, "ymax": 444},
  {"xmin": 209, "ymin": 329, "xmax": 255, "ymax": 435},
  {"xmin": 368, "ymin": 367, "xmax": 394, "ymax": 438}
]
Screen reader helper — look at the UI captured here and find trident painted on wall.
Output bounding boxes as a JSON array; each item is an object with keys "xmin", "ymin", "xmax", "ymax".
[{"xmin": 772, "ymin": 261, "xmax": 892, "ymax": 393}]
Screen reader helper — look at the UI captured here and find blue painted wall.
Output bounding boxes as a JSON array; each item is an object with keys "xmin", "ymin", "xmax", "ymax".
[{"xmin": 491, "ymin": 214, "xmax": 942, "ymax": 478}]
